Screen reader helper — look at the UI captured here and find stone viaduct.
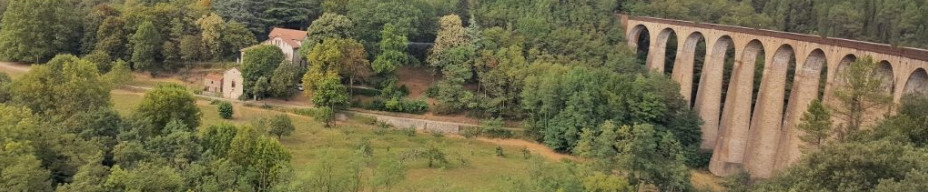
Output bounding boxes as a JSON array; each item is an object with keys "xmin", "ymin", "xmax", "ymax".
[{"xmin": 620, "ymin": 14, "xmax": 928, "ymax": 178}]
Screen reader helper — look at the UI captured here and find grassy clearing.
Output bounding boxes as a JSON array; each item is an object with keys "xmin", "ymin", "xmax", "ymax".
[{"xmin": 111, "ymin": 90, "xmax": 541, "ymax": 191}]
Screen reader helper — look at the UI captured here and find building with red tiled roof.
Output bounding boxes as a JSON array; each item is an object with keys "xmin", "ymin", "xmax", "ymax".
[
  {"xmin": 265, "ymin": 27, "xmax": 307, "ymax": 66},
  {"xmin": 203, "ymin": 73, "xmax": 223, "ymax": 94}
]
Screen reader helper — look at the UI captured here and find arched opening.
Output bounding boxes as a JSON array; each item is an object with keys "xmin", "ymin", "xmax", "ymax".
[
  {"xmin": 904, "ymin": 68, "xmax": 928, "ymax": 95},
  {"xmin": 690, "ymin": 33, "xmax": 707, "ymax": 107},
  {"xmin": 710, "ymin": 39, "xmax": 765, "ymax": 175},
  {"xmin": 663, "ymin": 30, "xmax": 679, "ymax": 75},
  {"xmin": 878, "ymin": 61, "xmax": 895, "ymax": 94},
  {"xmin": 630, "ymin": 25, "xmax": 651, "ymax": 66},
  {"xmin": 834, "ymin": 54, "xmax": 858, "ymax": 87},
  {"xmin": 774, "ymin": 49, "xmax": 827, "ymax": 170},
  {"xmin": 650, "ymin": 28, "xmax": 676, "ymax": 72},
  {"xmin": 692, "ymin": 35, "xmax": 734, "ymax": 150},
  {"xmin": 745, "ymin": 44, "xmax": 796, "ymax": 178},
  {"xmin": 718, "ymin": 36, "xmax": 736, "ymax": 113},
  {"xmin": 750, "ymin": 46, "xmax": 767, "ymax": 117},
  {"xmin": 782, "ymin": 49, "xmax": 798, "ymax": 116}
]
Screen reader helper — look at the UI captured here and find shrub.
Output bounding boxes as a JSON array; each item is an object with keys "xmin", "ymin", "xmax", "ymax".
[
  {"xmin": 495, "ymin": 146, "xmax": 504, "ymax": 157},
  {"xmin": 461, "ymin": 126, "xmax": 481, "ymax": 139},
  {"xmin": 364, "ymin": 97, "xmax": 429, "ymax": 114},
  {"xmin": 267, "ymin": 114, "xmax": 295, "ymax": 139},
  {"xmin": 424, "ymin": 84, "xmax": 439, "ymax": 98},
  {"xmin": 480, "ymin": 118, "xmax": 513, "ymax": 138},
  {"xmin": 218, "ymin": 102, "xmax": 233, "ymax": 119},
  {"xmin": 402, "ymin": 126, "xmax": 416, "ymax": 137}
]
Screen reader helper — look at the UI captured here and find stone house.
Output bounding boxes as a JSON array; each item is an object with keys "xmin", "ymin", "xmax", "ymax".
[
  {"xmin": 222, "ymin": 68, "xmax": 244, "ymax": 100},
  {"xmin": 203, "ymin": 74, "xmax": 223, "ymax": 96},
  {"xmin": 265, "ymin": 27, "xmax": 307, "ymax": 66},
  {"xmin": 238, "ymin": 27, "xmax": 308, "ymax": 66}
]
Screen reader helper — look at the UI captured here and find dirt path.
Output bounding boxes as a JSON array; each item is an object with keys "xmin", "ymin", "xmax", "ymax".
[{"xmin": 0, "ymin": 62, "xmax": 31, "ymax": 72}]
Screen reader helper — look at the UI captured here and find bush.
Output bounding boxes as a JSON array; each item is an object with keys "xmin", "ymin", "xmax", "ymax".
[
  {"xmin": 424, "ymin": 85, "xmax": 439, "ymax": 98},
  {"xmin": 402, "ymin": 126, "xmax": 416, "ymax": 137},
  {"xmin": 480, "ymin": 118, "xmax": 513, "ymax": 139},
  {"xmin": 363, "ymin": 97, "xmax": 429, "ymax": 114},
  {"xmin": 218, "ymin": 102, "xmax": 233, "ymax": 119},
  {"xmin": 461, "ymin": 126, "xmax": 481, "ymax": 139}
]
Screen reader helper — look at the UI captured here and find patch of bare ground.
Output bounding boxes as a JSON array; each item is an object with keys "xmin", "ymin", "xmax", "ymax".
[
  {"xmin": 396, "ymin": 66, "xmax": 437, "ymax": 98},
  {"xmin": 475, "ymin": 137, "xmax": 581, "ymax": 162}
]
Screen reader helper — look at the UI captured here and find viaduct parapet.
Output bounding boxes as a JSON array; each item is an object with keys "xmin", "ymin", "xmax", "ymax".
[{"xmin": 620, "ymin": 14, "xmax": 928, "ymax": 178}]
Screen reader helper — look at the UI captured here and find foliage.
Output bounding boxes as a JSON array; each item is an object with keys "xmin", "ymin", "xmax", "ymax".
[
  {"xmin": 130, "ymin": 21, "xmax": 163, "ymax": 72},
  {"xmin": 0, "ymin": 0, "xmax": 78, "ymax": 63},
  {"xmin": 372, "ymin": 157, "xmax": 406, "ymax": 191},
  {"xmin": 615, "ymin": 124, "xmax": 691, "ymax": 191},
  {"xmin": 252, "ymin": 76, "xmax": 270, "ymax": 100},
  {"xmin": 797, "ymin": 99, "xmax": 832, "ymax": 149},
  {"xmin": 831, "ymin": 56, "xmax": 893, "ymax": 141},
  {"xmin": 372, "ymin": 23, "xmax": 410, "ymax": 74},
  {"xmin": 314, "ymin": 107, "xmax": 335, "ymax": 127},
  {"xmin": 0, "ymin": 72, "xmax": 9, "ymax": 102},
  {"xmin": 241, "ymin": 45, "xmax": 284, "ymax": 99},
  {"xmin": 104, "ymin": 60, "xmax": 133, "ymax": 87},
  {"xmin": 299, "ymin": 13, "xmax": 353, "ymax": 57},
  {"xmin": 218, "ymin": 102, "xmax": 233, "ymax": 119},
  {"xmin": 312, "ymin": 73, "xmax": 350, "ymax": 110},
  {"xmin": 133, "ymin": 83, "xmax": 202, "ymax": 131},
  {"xmin": 362, "ymin": 97, "xmax": 429, "ymax": 114},
  {"xmin": 267, "ymin": 114, "xmax": 295, "ymax": 139},
  {"xmin": 269, "ymin": 61, "xmax": 303, "ymax": 99},
  {"xmin": 10, "ymin": 54, "xmax": 112, "ymax": 118},
  {"xmin": 752, "ymin": 141, "xmax": 928, "ymax": 192},
  {"xmin": 195, "ymin": 13, "xmax": 224, "ymax": 60}
]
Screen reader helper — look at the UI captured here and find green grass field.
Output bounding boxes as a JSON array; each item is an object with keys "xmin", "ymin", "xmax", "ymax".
[{"xmin": 111, "ymin": 91, "xmax": 541, "ymax": 191}]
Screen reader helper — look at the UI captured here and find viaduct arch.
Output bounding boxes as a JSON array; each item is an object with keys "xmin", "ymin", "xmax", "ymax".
[{"xmin": 621, "ymin": 15, "xmax": 928, "ymax": 178}]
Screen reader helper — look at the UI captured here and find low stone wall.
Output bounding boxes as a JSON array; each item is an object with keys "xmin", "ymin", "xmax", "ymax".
[{"xmin": 346, "ymin": 112, "xmax": 471, "ymax": 134}]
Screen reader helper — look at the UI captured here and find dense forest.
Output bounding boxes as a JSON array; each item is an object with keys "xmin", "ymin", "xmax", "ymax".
[{"xmin": 1, "ymin": 0, "xmax": 927, "ymax": 191}]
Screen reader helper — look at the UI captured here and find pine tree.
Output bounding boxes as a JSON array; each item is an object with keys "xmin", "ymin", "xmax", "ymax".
[{"xmin": 798, "ymin": 99, "xmax": 832, "ymax": 149}]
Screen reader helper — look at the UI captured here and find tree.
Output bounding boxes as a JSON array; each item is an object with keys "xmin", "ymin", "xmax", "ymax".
[
  {"xmin": 428, "ymin": 14, "xmax": 468, "ymax": 66},
  {"xmin": 104, "ymin": 163, "xmax": 184, "ymax": 191},
  {"xmin": 220, "ymin": 21, "xmax": 257, "ymax": 59},
  {"xmin": 0, "ymin": 0, "xmax": 78, "ymax": 63},
  {"xmin": 313, "ymin": 73, "xmax": 349, "ymax": 110},
  {"xmin": 179, "ymin": 35, "xmax": 202, "ymax": 64},
  {"xmin": 269, "ymin": 61, "xmax": 302, "ymax": 99},
  {"xmin": 95, "ymin": 17, "xmax": 129, "ymax": 61},
  {"xmin": 0, "ymin": 72, "xmax": 11, "ymax": 102},
  {"xmin": 372, "ymin": 23, "xmax": 409, "ymax": 75},
  {"xmin": 253, "ymin": 76, "xmax": 270, "ymax": 100},
  {"xmin": 242, "ymin": 45, "xmax": 284, "ymax": 99},
  {"xmin": 573, "ymin": 127, "xmax": 596, "ymax": 158},
  {"xmin": 616, "ymin": 124, "xmax": 691, "ymax": 191},
  {"xmin": 337, "ymin": 39, "xmax": 371, "ymax": 96},
  {"xmin": 582, "ymin": 172, "xmax": 633, "ymax": 192},
  {"xmin": 831, "ymin": 56, "xmax": 893, "ymax": 141},
  {"xmin": 83, "ymin": 51, "xmax": 113, "ymax": 73},
  {"xmin": 798, "ymin": 99, "xmax": 832, "ymax": 149},
  {"xmin": 218, "ymin": 102, "xmax": 234, "ymax": 119},
  {"xmin": 226, "ymin": 126, "xmax": 292, "ymax": 191},
  {"xmin": 130, "ymin": 21, "xmax": 163, "ymax": 72},
  {"xmin": 753, "ymin": 141, "xmax": 928, "ymax": 192},
  {"xmin": 10, "ymin": 55, "xmax": 112, "ymax": 118},
  {"xmin": 0, "ymin": 145, "xmax": 52, "ymax": 192},
  {"xmin": 372, "ymin": 157, "xmax": 406, "ymax": 191},
  {"xmin": 267, "ymin": 114, "xmax": 295, "ymax": 139},
  {"xmin": 314, "ymin": 107, "xmax": 335, "ymax": 127},
  {"xmin": 133, "ymin": 83, "xmax": 202, "ymax": 132},
  {"xmin": 299, "ymin": 13, "xmax": 353, "ymax": 57},
  {"xmin": 104, "ymin": 60, "xmax": 134, "ymax": 87},
  {"xmin": 196, "ymin": 13, "xmax": 224, "ymax": 60}
]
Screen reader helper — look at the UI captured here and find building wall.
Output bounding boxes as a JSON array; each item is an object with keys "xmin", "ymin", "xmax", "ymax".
[
  {"xmin": 223, "ymin": 69, "xmax": 244, "ymax": 100},
  {"xmin": 264, "ymin": 38, "xmax": 301, "ymax": 65},
  {"xmin": 203, "ymin": 78, "xmax": 222, "ymax": 93}
]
